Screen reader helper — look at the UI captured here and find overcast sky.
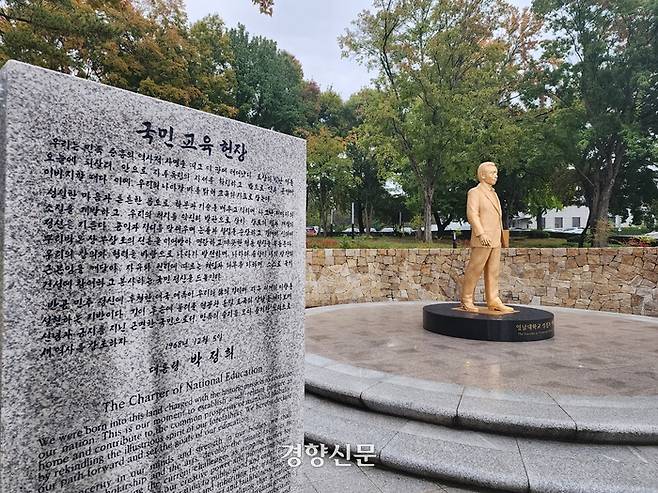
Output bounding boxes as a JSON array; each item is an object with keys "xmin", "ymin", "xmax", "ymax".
[{"xmin": 186, "ymin": 0, "xmax": 534, "ymax": 100}]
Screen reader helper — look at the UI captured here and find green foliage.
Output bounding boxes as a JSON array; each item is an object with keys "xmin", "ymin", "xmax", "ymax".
[
  {"xmin": 345, "ymin": 97, "xmax": 396, "ymax": 234},
  {"xmin": 531, "ymin": 0, "xmax": 658, "ymax": 246},
  {"xmin": 337, "ymin": 236, "xmax": 358, "ymax": 249},
  {"xmin": 526, "ymin": 230, "xmax": 551, "ymax": 239},
  {"xmin": 615, "ymin": 226, "xmax": 650, "ymax": 235},
  {"xmin": 340, "ymin": 0, "xmax": 543, "ymax": 242},
  {"xmin": 0, "ymin": 0, "xmax": 237, "ymax": 114},
  {"xmin": 317, "ymin": 89, "xmax": 352, "ymax": 137},
  {"xmin": 228, "ymin": 24, "xmax": 306, "ymax": 135},
  {"xmin": 307, "ymin": 234, "xmax": 577, "ymax": 250},
  {"xmin": 306, "ymin": 127, "xmax": 352, "ymax": 236},
  {"xmin": 189, "ymin": 15, "xmax": 237, "ymax": 117}
]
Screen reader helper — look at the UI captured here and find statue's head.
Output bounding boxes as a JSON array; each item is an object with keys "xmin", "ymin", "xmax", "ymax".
[{"xmin": 477, "ymin": 161, "xmax": 498, "ymax": 186}]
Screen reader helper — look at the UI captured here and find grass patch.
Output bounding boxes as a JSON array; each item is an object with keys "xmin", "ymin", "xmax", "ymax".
[
  {"xmin": 306, "ymin": 235, "xmax": 578, "ymax": 249},
  {"xmin": 511, "ymin": 238, "xmax": 574, "ymax": 248}
]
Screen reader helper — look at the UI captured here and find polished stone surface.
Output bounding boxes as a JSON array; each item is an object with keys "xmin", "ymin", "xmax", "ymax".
[{"xmin": 306, "ymin": 302, "xmax": 658, "ymax": 396}]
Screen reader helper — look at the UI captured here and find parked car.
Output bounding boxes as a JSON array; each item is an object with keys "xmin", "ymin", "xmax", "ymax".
[
  {"xmin": 645, "ymin": 231, "xmax": 658, "ymax": 239},
  {"xmin": 563, "ymin": 227, "xmax": 584, "ymax": 234},
  {"xmin": 306, "ymin": 226, "xmax": 318, "ymax": 236},
  {"xmin": 342, "ymin": 227, "xmax": 377, "ymax": 233},
  {"xmin": 379, "ymin": 227, "xmax": 395, "ymax": 233}
]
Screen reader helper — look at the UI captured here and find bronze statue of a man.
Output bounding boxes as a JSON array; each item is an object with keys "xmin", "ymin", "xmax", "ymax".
[{"xmin": 460, "ymin": 162, "xmax": 514, "ymax": 313}]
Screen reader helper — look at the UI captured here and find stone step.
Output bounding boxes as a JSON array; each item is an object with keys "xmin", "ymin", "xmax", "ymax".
[
  {"xmin": 305, "ymin": 354, "xmax": 658, "ymax": 445},
  {"xmin": 296, "ymin": 448, "xmax": 492, "ymax": 493},
  {"xmin": 304, "ymin": 393, "xmax": 658, "ymax": 493}
]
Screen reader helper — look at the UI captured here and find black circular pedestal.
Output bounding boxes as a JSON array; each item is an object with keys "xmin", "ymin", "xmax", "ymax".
[{"xmin": 423, "ymin": 303, "xmax": 554, "ymax": 342}]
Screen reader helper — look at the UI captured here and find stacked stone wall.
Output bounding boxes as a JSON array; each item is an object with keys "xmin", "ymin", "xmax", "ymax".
[{"xmin": 305, "ymin": 247, "xmax": 658, "ymax": 316}]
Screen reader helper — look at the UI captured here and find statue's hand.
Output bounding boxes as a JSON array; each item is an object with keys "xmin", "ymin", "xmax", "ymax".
[{"xmin": 478, "ymin": 233, "xmax": 491, "ymax": 246}]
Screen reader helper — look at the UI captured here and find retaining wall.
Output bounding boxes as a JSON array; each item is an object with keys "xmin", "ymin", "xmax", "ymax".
[{"xmin": 305, "ymin": 247, "xmax": 658, "ymax": 316}]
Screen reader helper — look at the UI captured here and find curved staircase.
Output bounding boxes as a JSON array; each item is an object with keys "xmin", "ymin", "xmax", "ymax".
[{"xmin": 303, "ymin": 354, "xmax": 658, "ymax": 493}]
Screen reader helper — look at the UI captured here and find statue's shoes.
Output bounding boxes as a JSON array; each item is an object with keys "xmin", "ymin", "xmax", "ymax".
[
  {"xmin": 460, "ymin": 302, "xmax": 479, "ymax": 313},
  {"xmin": 487, "ymin": 303, "xmax": 515, "ymax": 313}
]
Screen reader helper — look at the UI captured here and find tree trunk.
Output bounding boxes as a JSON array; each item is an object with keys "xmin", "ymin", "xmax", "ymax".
[
  {"xmin": 591, "ymin": 192, "xmax": 613, "ymax": 247},
  {"xmin": 587, "ymin": 181, "xmax": 610, "ymax": 248},
  {"xmin": 432, "ymin": 211, "xmax": 452, "ymax": 237},
  {"xmin": 365, "ymin": 203, "xmax": 375, "ymax": 236},
  {"xmin": 536, "ymin": 210, "xmax": 544, "ymax": 231},
  {"xmin": 356, "ymin": 202, "xmax": 364, "ymax": 233},
  {"xmin": 586, "ymin": 138, "xmax": 624, "ymax": 248},
  {"xmin": 423, "ymin": 187, "xmax": 434, "ymax": 243},
  {"xmin": 579, "ymin": 211, "xmax": 591, "ymax": 248},
  {"xmin": 432, "ymin": 211, "xmax": 442, "ymax": 236},
  {"xmin": 319, "ymin": 184, "xmax": 328, "ymax": 237},
  {"xmin": 501, "ymin": 204, "xmax": 510, "ymax": 230}
]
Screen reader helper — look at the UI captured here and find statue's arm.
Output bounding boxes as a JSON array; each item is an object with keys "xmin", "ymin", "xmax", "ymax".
[{"xmin": 466, "ymin": 189, "xmax": 485, "ymax": 237}]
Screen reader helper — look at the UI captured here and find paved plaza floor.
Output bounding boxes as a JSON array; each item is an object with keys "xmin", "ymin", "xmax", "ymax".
[{"xmin": 305, "ymin": 301, "xmax": 658, "ymax": 396}]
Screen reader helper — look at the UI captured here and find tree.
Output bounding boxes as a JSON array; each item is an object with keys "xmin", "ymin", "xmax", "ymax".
[
  {"xmin": 533, "ymin": 0, "xmax": 658, "ymax": 246},
  {"xmin": 300, "ymin": 80, "xmax": 322, "ymax": 129},
  {"xmin": 0, "ymin": 0, "xmax": 237, "ymax": 114},
  {"xmin": 306, "ymin": 127, "xmax": 352, "ymax": 236},
  {"xmin": 343, "ymin": 89, "xmax": 398, "ymax": 234},
  {"xmin": 134, "ymin": 0, "xmax": 214, "ymax": 109},
  {"xmin": 346, "ymin": 134, "xmax": 391, "ymax": 234},
  {"xmin": 341, "ymin": 0, "xmax": 541, "ymax": 242},
  {"xmin": 0, "ymin": 0, "xmax": 150, "ymax": 76},
  {"xmin": 189, "ymin": 15, "xmax": 237, "ymax": 117},
  {"xmin": 609, "ymin": 134, "xmax": 658, "ymax": 228},
  {"xmin": 316, "ymin": 89, "xmax": 354, "ymax": 137},
  {"xmin": 228, "ymin": 24, "xmax": 306, "ymax": 134}
]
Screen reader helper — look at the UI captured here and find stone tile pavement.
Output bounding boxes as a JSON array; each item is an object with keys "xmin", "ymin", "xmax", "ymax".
[{"xmin": 306, "ymin": 302, "xmax": 658, "ymax": 396}]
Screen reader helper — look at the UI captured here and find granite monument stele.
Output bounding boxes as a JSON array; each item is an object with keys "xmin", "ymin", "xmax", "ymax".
[{"xmin": 0, "ymin": 60, "xmax": 305, "ymax": 492}]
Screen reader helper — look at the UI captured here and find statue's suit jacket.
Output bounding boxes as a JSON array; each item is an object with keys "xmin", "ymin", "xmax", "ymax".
[{"xmin": 466, "ymin": 183, "xmax": 503, "ymax": 248}]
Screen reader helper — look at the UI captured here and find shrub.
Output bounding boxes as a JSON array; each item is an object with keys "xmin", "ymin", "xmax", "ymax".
[
  {"xmin": 527, "ymin": 230, "xmax": 551, "ymax": 239},
  {"xmin": 338, "ymin": 236, "xmax": 356, "ymax": 249},
  {"xmin": 307, "ymin": 237, "xmax": 339, "ymax": 249},
  {"xmin": 630, "ymin": 237, "xmax": 658, "ymax": 247}
]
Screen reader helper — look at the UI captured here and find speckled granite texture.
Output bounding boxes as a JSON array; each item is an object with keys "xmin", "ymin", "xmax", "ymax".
[{"xmin": 0, "ymin": 61, "xmax": 305, "ymax": 492}]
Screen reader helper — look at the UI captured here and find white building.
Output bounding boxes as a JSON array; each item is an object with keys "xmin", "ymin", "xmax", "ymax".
[{"xmin": 511, "ymin": 205, "xmax": 633, "ymax": 231}]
